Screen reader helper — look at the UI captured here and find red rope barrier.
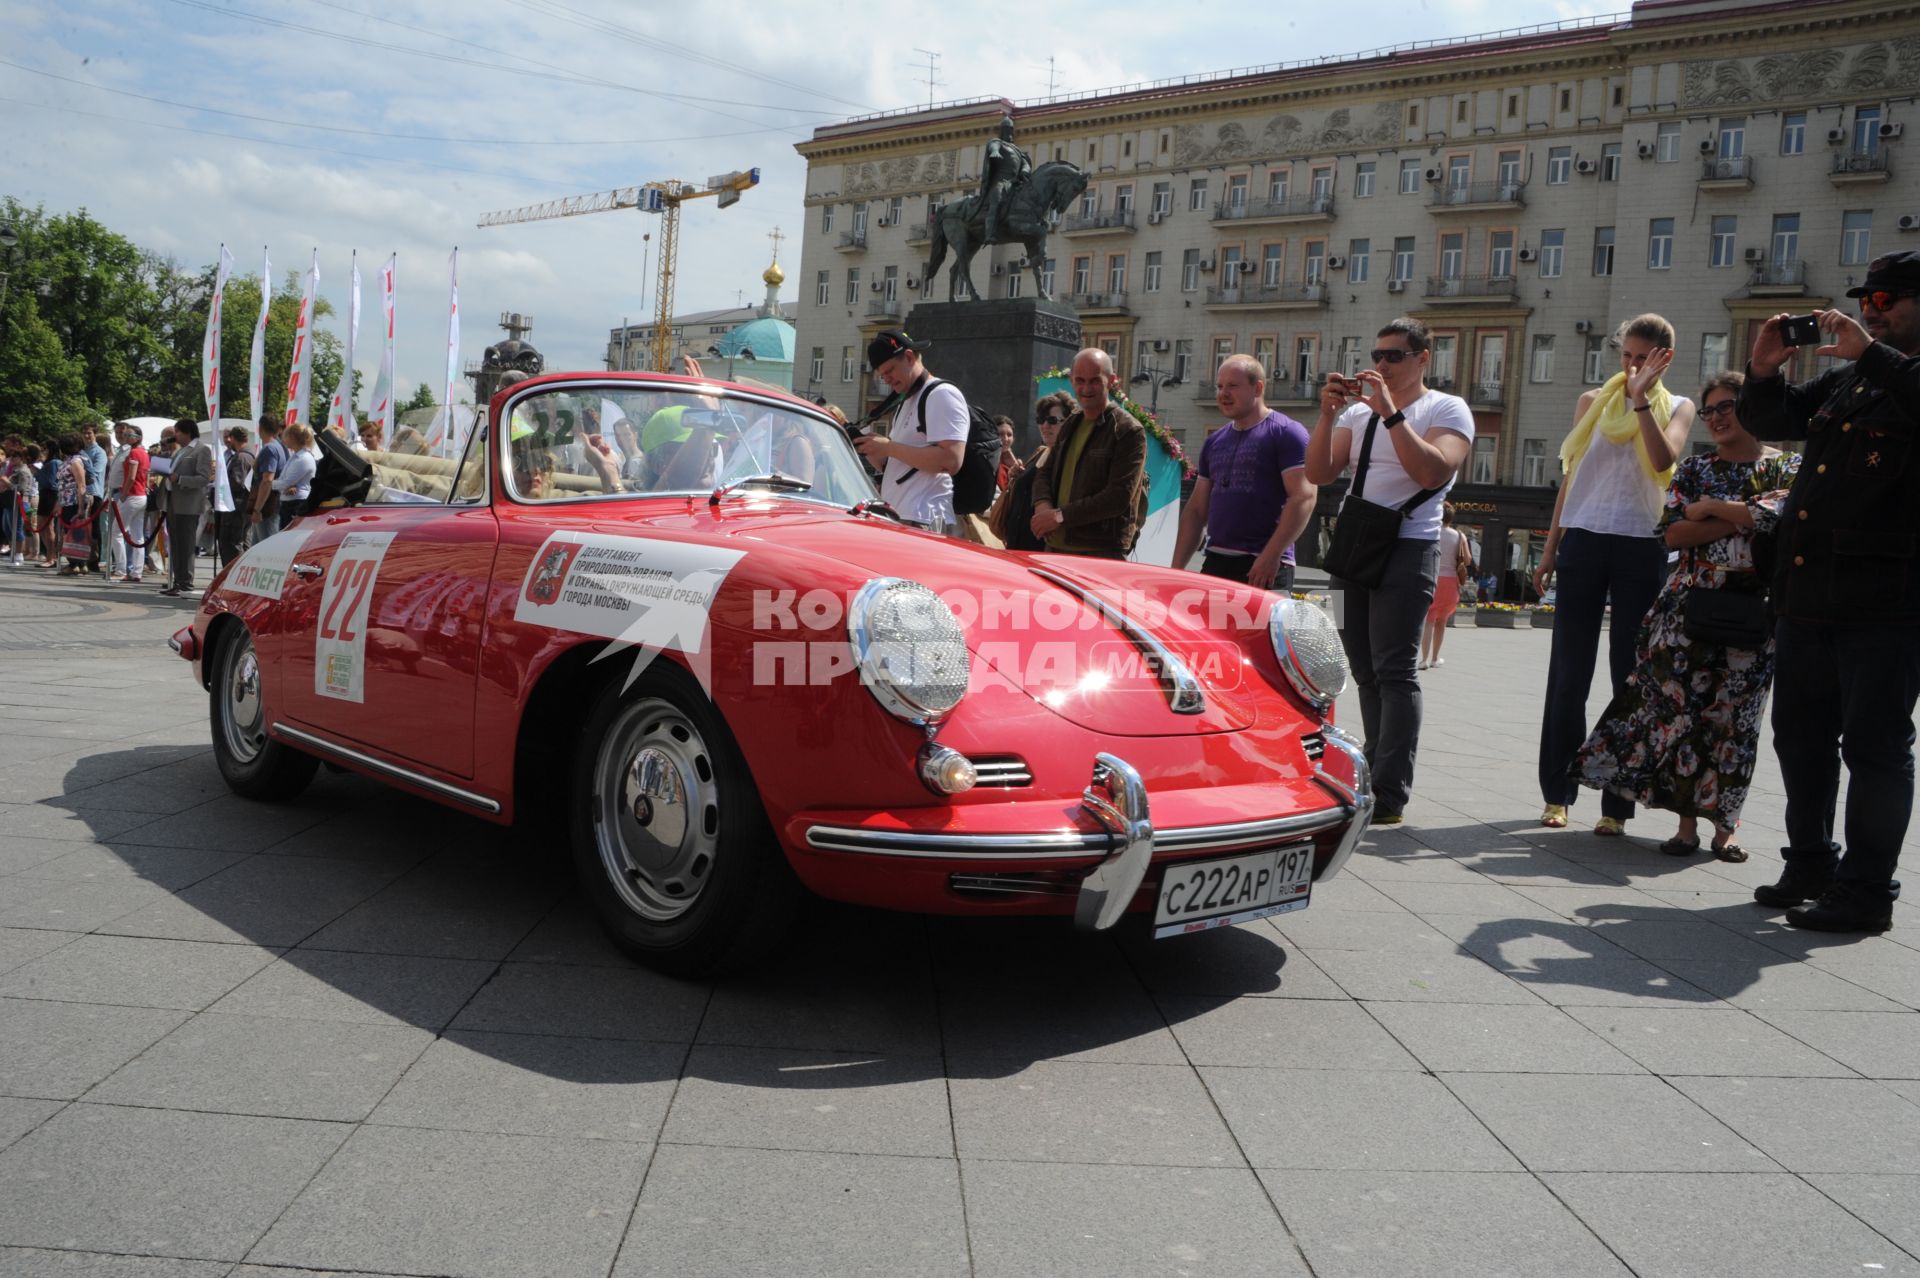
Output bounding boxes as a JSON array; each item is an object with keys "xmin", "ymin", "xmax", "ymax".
[{"xmin": 106, "ymin": 500, "xmax": 157, "ymax": 550}]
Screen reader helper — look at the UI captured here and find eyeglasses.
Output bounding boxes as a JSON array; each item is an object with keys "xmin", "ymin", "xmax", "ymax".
[
  {"xmin": 1370, "ymin": 349, "xmax": 1416, "ymax": 364},
  {"xmin": 1700, "ymin": 400, "xmax": 1738, "ymax": 419},
  {"xmin": 1860, "ymin": 290, "xmax": 1917, "ymax": 313}
]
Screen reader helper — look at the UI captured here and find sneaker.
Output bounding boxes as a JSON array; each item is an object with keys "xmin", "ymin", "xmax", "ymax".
[
  {"xmin": 1754, "ymin": 862, "xmax": 1835, "ymax": 909},
  {"xmin": 1432, "ymin": 657, "xmax": 1445, "ymax": 667},
  {"xmin": 1786, "ymin": 881, "xmax": 1898, "ymax": 933}
]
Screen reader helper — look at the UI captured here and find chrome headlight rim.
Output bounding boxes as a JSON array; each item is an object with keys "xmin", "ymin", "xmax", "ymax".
[
  {"xmin": 846, "ymin": 577, "xmax": 971, "ymax": 726},
  {"xmin": 1268, "ymin": 596, "xmax": 1347, "ymax": 713}
]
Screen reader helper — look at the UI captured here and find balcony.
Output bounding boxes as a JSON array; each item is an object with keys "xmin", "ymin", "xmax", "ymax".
[
  {"xmin": 1467, "ymin": 381, "xmax": 1506, "ymax": 408},
  {"xmin": 905, "ymin": 221, "xmax": 931, "ymax": 244},
  {"xmin": 1741, "ymin": 258, "xmax": 1808, "ymax": 296},
  {"xmin": 1831, "ymin": 149, "xmax": 1891, "ymax": 185},
  {"xmin": 865, "ymin": 298, "xmax": 902, "ymax": 319},
  {"xmin": 1427, "ymin": 180, "xmax": 1527, "ymax": 212},
  {"xmin": 1699, "ymin": 155, "xmax": 1754, "ymax": 191},
  {"xmin": 1211, "ymin": 194, "xmax": 1336, "ymax": 225},
  {"xmin": 1203, "ymin": 281, "xmax": 1330, "ymax": 309},
  {"xmin": 1064, "ymin": 290, "xmax": 1129, "ymax": 314},
  {"xmin": 1271, "ymin": 380, "xmax": 1320, "ymax": 406},
  {"xmin": 1059, "ymin": 211, "xmax": 1138, "ymax": 236},
  {"xmin": 1423, "ymin": 274, "xmax": 1521, "ymax": 303},
  {"xmin": 835, "ymin": 231, "xmax": 867, "ymax": 252}
]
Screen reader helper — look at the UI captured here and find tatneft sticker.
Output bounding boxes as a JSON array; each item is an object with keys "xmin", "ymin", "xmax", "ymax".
[
  {"xmin": 222, "ymin": 530, "xmax": 315, "ymax": 600},
  {"xmin": 513, "ymin": 532, "xmax": 745, "ymax": 653},
  {"xmin": 314, "ymin": 531, "xmax": 397, "ymax": 703}
]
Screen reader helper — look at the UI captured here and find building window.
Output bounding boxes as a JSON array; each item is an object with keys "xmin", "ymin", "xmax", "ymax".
[
  {"xmin": 1108, "ymin": 253, "xmax": 1127, "ymax": 293},
  {"xmin": 1592, "ymin": 226, "xmax": 1615, "ymax": 276},
  {"xmin": 1431, "ymin": 335, "xmax": 1457, "ymax": 386},
  {"xmin": 1392, "ymin": 236, "xmax": 1415, "ymax": 282},
  {"xmin": 1399, "ymin": 158, "xmax": 1421, "ymax": 194},
  {"xmin": 1339, "ymin": 336, "xmax": 1364, "ymax": 376},
  {"xmin": 1262, "ymin": 243, "xmax": 1284, "ymax": 287},
  {"xmin": 1717, "ymin": 118, "xmax": 1746, "ymax": 159},
  {"xmin": 1456, "ymin": 98, "xmax": 1468, "ymax": 123},
  {"xmin": 1439, "ymin": 232, "xmax": 1464, "ymax": 280},
  {"xmin": 1710, "ymin": 216, "xmax": 1738, "ymax": 268},
  {"xmin": 1304, "ymin": 241, "xmax": 1326, "ymax": 285},
  {"xmin": 814, "ymin": 270, "xmax": 831, "ymax": 306},
  {"xmin": 1188, "ymin": 178, "xmax": 1209, "ymax": 211},
  {"xmin": 1648, "ymin": 218, "xmax": 1674, "ymax": 269},
  {"xmin": 1212, "ymin": 337, "xmax": 1235, "ymax": 380},
  {"xmin": 1540, "ymin": 228, "xmax": 1565, "ymax": 278},
  {"xmin": 1144, "ymin": 251, "xmax": 1162, "ymax": 292},
  {"xmin": 1348, "ymin": 239, "xmax": 1370, "ymax": 283},
  {"xmin": 840, "ymin": 345, "xmax": 855, "ymax": 382},
  {"xmin": 882, "ymin": 264, "xmax": 898, "ymax": 301},
  {"xmin": 1522, "ymin": 439, "xmax": 1549, "ymax": 486},
  {"xmin": 1409, "ymin": 103, "xmax": 1420, "ymax": 128},
  {"xmin": 1218, "ymin": 245, "xmax": 1243, "ymax": 283},
  {"xmin": 1841, "ymin": 210, "xmax": 1872, "ymax": 265},
  {"xmin": 1353, "ymin": 162, "xmax": 1376, "ymax": 198},
  {"xmin": 1600, "ymin": 143, "xmax": 1621, "ymax": 181},
  {"xmin": 1114, "ymin": 184, "xmax": 1134, "ymax": 215},
  {"xmin": 1254, "ymin": 335, "xmax": 1276, "ymax": 376},
  {"xmin": 1613, "ymin": 84, "xmax": 1624, "ymax": 107},
  {"xmin": 1547, "ymin": 147, "xmax": 1571, "ymax": 184},
  {"xmin": 1151, "ymin": 181, "xmax": 1172, "ymax": 217},
  {"xmin": 1226, "ymin": 174, "xmax": 1249, "ymax": 212},
  {"xmin": 1173, "ymin": 338, "xmax": 1193, "ymax": 381},
  {"xmin": 1041, "ymin": 258, "xmax": 1056, "ymax": 294},
  {"xmin": 809, "ymin": 347, "xmax": 824, "ymax": 384},
  {"xmin": 1855, "ymin": 105, "xmax": 1882, "ymax": 154},
  {"xmin": 1447, "ymin": 154, "xmax": 1471, "ymax": 190},
  {"xmin": 1507, "ymin": 94, "xmax": 1520, "ymax": 119},
  {"xmin": 1181, "ymin": 248, "xmax": 1201, "ymax": 291},
  {"xmin": 845, "ymin": 267, "xmax": 860, "ymax": 304},
  {"xmin": 1771, "ymin": 213, "xmax": 1800, "ymax": 264},
  {"xmin": 821, "ymin": 204, "xmax": 834, "ymax": 233},
  {"xmin": 1006, "ymin": 270, "xmax": 1022, "ymax": 299},
  {"xmin": 1559, "ymin": 86, "xmax": 1572, "ymax": 112},
  {"xmin": 1655, "ymin": 122, "xmax": 1682, "ymax": 162},
  {"xmin": 1294, "ymin": 335, "xmax": 1318, "ymax": 383},
  {"xmin": 1530, "ymin": 334, "xmax": 1555, "ymax": 383},
  {"xmin": 1490, "ymin": 229, "xmax": 1515, "ymax": 277},
  {"xmin": 1079, "ymin": 187, "xmax": 1099, "ymax": 217},
  {"xmin": 1781, "ymin": 112, "xmax": 1806, "ymax": 155},
  {"xmin": 1071, "ymin": 255, "xmax": 1091, "ymax": 294},
  {"xmin": 1086, "ymin": 141, "xmax": 1097, "ymax": 163},
  {"xmin": 1472, "ymin": 436, "xmax": 1496, "ymax": 484},
  {"xmin": 1700, "ymin": 332, "xmax": 1729, "ymax": 380},
  {"xmin": 1498, "ymin": 150, "xmax": 1522, "ymax": 188},
  {"xmin": 1123, "ymin": 138, "xmax": 1132, "ymax": 158},
  {"xmin": 1268, "ymin": 168, "xmax": 1290, "ymax": 205},
  {"xmin": 851, "ymin": 202, "xmax": 868, "ymax": 235},
  {"xmin": 1584, "ymin": 335, "xmax": 1607, "ymax": 383}
]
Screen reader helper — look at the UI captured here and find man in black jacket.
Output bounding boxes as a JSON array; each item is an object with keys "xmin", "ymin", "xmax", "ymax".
[{"xmin": 1737, "ymin": 250, "xmax": 1920, "ymax": 932}]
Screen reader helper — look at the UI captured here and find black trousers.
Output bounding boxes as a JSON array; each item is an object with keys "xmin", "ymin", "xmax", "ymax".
[
  {"xmin": 215, "ymin": 510, "xmax": 247, "ymax": 569},
  {"xmin": 166, "ymin": 510, "xmax": 201, "ymax": 591}
]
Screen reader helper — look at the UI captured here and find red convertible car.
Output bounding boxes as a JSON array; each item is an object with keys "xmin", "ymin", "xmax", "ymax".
[{"xmin": 174, "ymin": 372, "xmax": 1371, "ymax": 973}]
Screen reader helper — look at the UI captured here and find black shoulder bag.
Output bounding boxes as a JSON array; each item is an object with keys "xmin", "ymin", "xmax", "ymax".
[{"xmin": 1321, "ymin": 413, "xmax": 1443, "ymax": 589}]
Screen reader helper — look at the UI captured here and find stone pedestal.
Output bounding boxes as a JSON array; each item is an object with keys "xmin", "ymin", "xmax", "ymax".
[{"xmin": 900, "ymin": 299, "xmax": 1081, "ymax": 454}]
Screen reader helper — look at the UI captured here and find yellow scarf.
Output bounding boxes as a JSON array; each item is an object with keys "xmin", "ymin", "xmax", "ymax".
[{"xmin": 1559, "ymin": 371, "xmax": 1675, "ymax": 487}]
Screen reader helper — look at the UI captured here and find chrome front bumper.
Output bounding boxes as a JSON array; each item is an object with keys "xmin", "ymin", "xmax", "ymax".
[{"xmin": 801, "ymin": 721, "xmax": 1375, "ymax": 932}]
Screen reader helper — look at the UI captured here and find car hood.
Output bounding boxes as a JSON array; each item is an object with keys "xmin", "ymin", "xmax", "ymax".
[{"xmin": 637, "ymin": 502, "xmax": 1262, "ymax": 736}]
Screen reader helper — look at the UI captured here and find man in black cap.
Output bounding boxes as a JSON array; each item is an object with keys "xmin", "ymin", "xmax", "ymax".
[
  {"xmin": 1738, "ymin": 250, "xmax": 1920, "ymax": 932},
  {"xmin": 854, "ymin": 329, "xmax": 968, "ymax": 532}
]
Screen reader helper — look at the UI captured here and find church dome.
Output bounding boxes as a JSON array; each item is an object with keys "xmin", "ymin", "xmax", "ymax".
[
  {"xmin": 761, "ymin": 261, "xmax": 785, "ymax": 287},
  {"xmin": 712, "ymin": 315, "xmax": 795, "ymax": 363}
]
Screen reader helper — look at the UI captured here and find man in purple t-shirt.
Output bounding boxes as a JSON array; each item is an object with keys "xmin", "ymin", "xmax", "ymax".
[{"xmin": 1173, "ymin": 353, "xmax": 1317, "ymax": 589}]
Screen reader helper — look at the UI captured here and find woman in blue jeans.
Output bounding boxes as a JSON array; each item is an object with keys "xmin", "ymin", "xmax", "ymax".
[{"xmin": 1533, "ymin": 314, "xmax": 1697, "ymax": 834}]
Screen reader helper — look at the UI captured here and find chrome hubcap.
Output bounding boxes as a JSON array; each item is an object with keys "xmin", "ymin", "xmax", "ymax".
[
  {"xmin": 593, "ymin": 700, "xmax": 719, "ymax": 922},
  {"xmin": 221, "ymin": 638, "xmax": 267, "ymax": 764}
]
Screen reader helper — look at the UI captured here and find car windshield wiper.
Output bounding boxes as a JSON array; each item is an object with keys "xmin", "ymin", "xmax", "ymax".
[
  {"xmin": 849, "ymin": 498, "xmax": 905, "ymax": 522},
  {"xmin": 707, "ymin": 472, "xmax": 812, "ymax": 505}
]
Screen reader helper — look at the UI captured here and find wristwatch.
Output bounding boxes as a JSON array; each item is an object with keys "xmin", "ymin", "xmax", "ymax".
[{"xmin": 1383, "ymin": 410, "xmax": 1407, "ymax": 429}]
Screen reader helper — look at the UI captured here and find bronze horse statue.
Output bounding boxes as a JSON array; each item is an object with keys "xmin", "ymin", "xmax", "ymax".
[{"xmin": 924, "ymin": 160, "xmax": 1088, "ymax": 302}]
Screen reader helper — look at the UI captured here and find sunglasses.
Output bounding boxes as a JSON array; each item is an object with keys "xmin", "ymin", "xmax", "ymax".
[
  {"xmin": 1700, "ymin": 400, "xmax": 1738, "ymax": 419},
  {"xmin": 1370, "ymin": 348, "xmax": 1416, "ymax": 364},
  {"xmin": 1042, "ymin": 414, "xmax": 1065, "ymax": 424},
  {"xmin": 1860, "ymin": 290, "xmax": 1917, "ymax": 312}
]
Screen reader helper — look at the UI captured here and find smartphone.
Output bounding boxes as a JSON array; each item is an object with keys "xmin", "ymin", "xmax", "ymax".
[{"xmin": 1779, "ymin": 314, "xmax": 1821, "ymax": 347}]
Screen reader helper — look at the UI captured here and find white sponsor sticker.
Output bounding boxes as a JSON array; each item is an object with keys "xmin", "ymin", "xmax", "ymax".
[
  {"xmin": 222, "ymin": 529, "xmax": 314, "ymax": 600},
  {"xmin": 513, "ymin": 531, "xmax": 745, "ymax": 653},
  {"xmin": 314, "ymin": 531, "xmax": 397, "ymax": 703}
]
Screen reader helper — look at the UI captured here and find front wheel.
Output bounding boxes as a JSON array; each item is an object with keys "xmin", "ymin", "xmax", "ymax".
[
  {"xmin": 209, "ymin": 624, "xmax": 319, "ymax": 800},
  {"xmin": 569, "ymin": 663, "xmax": 800, "ymax": 976}
]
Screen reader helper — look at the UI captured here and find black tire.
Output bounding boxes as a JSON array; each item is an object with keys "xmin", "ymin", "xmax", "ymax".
[
  {"xmin": 568, "ymin": 661, "xmax": 801, "ymax": 976},
  {"xmin": 209, "ymin": 624, "xmax": 320, "ymax": 800}
]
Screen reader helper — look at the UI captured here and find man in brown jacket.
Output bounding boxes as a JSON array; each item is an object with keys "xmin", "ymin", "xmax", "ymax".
[{"xmin": 1029, "ymin": 348, "xmax": 1147, "ymax": 558}]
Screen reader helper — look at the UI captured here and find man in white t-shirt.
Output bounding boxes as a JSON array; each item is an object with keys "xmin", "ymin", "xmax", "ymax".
[
  {"xmin": 854, "ymin": 329, "xmax": 967, "ymax": 533},
  {"xmin": 1304, "ymin": 317, "xmax": 1476, "ymax": 824}
]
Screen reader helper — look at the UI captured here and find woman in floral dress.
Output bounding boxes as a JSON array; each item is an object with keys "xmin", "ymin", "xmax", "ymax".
[{"xmin": 1574, "ymin": 372, "xmax": 1799, "ymax": 860}]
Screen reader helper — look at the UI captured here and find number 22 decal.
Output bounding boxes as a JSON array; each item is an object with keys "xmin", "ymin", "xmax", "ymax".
[
  {"xmin": 314, "ymin": 532, "xmax": 397, "ymax": 704},
  {"xmin": 318, "ymin": 559, "xmax": 376, "ymax": 642}
]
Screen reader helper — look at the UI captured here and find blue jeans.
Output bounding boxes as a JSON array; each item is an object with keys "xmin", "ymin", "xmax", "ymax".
[
  {"xmin": 1538, "ymin": 528, "xmax": 1666, "ymax": 817},
  {"xmin": 1332, "ymin": 538, "xmax": 1439, "ymax": 815},
  {"xmin": 1771, "ymin": 619, "xmax": 1920, "ymax": 889}
]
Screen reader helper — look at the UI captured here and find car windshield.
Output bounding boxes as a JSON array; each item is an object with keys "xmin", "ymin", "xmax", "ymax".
[{"xmin": 502, "ymin": 384, "xmax": 875, "ymax": 508}]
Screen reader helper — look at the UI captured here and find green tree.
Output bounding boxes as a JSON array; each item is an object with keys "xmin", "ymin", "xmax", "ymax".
[
  {"xmin": 211, "ymin": 271, "xmax": 339, "ymax": 424},
  {"xmin": 401, "ymin": 382, "xmax": 437, "ymax": 413}
]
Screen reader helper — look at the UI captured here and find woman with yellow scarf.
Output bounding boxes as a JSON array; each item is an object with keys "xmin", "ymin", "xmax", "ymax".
[{"xmin": 1532, "ymin": 315, "xmax": 1698, "ymax": 834}]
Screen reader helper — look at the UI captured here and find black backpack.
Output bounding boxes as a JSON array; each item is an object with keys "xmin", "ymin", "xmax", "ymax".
[{"xmin": 914, "ymin": 379, "xmax": 1001, "ymax": 516}]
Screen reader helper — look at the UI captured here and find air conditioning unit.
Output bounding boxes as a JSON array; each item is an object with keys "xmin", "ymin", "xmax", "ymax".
[
  {"xmin": 1423, "ymin": 165, "xmax": 1443, "ymax": 183},
  {"xmin": 1386, "ymin": 279, "xmax": 1406, "ymax": 293},
  {"xmin": 1199, "ymin": 258, "xmax": 1217, "ymax": 273},
  {"xmin": 1827, "ymin": 127, "xmax": 1847, "ymax": 145},
  {"xmin": 1518, "ymin": 247, "xmax": 1537, "ymax": 263},
  {"xmin": 1575, "ymin": 158, "xmax": 1597, "ymax": 175},
  {"xmin": 1574, "ymin": 319, "xmax": 1593, "ymax": 333},
  {"xmin": 991, "ymin": 263, "xmax": 1005, "ymax": 275},
  {"xmin": 1148, "ymin": 211, "xmax": 1166, "ymax": 224},
  {"xmin": 874, "ymin": 216, "xmax": 891, "ymax": 227},
  {"xmin": 1636, "ymin": 141, "xmax": 1655, "ymax": 159},
  {"xmin": 870, "ymin": 280, "xmax": 883, "ymax": 292},
  {"xmin": 1744, "ymin": 246, "xmax": 1765, "ymax": 263},
  {"xmin": 1326, "ymin": 255, "xmax": 1346, "ymax": 269},
  {"xmin": 1883, "ymin": 121, "xmax": 1906, "ymax": 140},
  {"xmin": 1152, "ymin": 339, "xmax": 1171, "ymax": 352},
  {"xmin": 905, "ymin": 276, "xmax": 919, "ymax": 288},
  {"xmin": 1898, "ymin": 213, "xmax": 1920, "ymax": 232},
  {"xmin": 1237, "ymin": 260, "xmax": 1256, "ymax": 274},
  {"xmin": 1699, "ymin": 138, "xmax": 1716, "ymax": 154}
]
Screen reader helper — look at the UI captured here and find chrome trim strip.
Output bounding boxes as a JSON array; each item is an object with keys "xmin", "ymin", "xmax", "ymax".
[
  {"xmin": 1029, "ymin": 568, "xmax": 1205, "ymax": 715},
  {"xmin": 970, "ymin": 758, "xmax": 1033, "ymax": 786},
  {"xmin": 950, "ymin": 874, "xmax": 1079, "ymax": 897},
  {"xmin": 270, "ymin": 723, "xmax": 503, "ymax": 815},
  {"xmin": 1073, "ymin": 754, "xmax": 1155, "ymax": 931}
]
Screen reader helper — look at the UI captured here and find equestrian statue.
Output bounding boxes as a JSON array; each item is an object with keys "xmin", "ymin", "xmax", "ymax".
[{"xmin": 924, "ymin": 115, "xmax": 1087, "ymax": 303}]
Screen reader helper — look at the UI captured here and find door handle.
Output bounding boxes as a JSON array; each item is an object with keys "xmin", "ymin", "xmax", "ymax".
[{"xmin": 291, "ymin": 562, "xmax": 324, "ymax": 578}]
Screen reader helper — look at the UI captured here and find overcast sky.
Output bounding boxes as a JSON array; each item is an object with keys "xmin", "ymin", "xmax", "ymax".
[{"xmin": 2, "ymin": 0, "xmax": 1610, "ymax": 405}]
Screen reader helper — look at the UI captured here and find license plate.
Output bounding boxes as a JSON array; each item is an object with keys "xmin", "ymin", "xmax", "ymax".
[{"xmin": 1152, "ymin": 843, "xmax": 1315, "ymax": 939}]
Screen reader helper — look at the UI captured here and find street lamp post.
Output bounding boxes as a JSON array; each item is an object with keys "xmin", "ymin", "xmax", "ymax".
[
  {"xmin": 1128, "ymin": 364, "xmax": 1182, "ymax": 415},
  {"xmin": 0, "ymin": 224, "xmax": 18, "ymax": 336}
]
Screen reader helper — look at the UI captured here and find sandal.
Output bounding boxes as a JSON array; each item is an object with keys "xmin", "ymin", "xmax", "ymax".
[
  {"xmin": 1659, "ymin": 837, "xmax": 1701, "ymax": 857},
  {"xmin": 1540, "ymin": 804, "xmax": 1569, "ymax": 829},
  {"xmin": 1712, "ymin": 841, "xmax": 1749, "ymax": 863},
  {"xmin": 1594, "ymin": 817, "xmax": 1627, "ymax": 837}
]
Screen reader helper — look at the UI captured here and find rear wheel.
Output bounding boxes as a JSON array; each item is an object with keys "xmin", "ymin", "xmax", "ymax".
[
  {"xmin": 209, "ymin": 624, "xmax": 319, "ymax": 800},
  {"xmin": 569, "ymin": 663, "xmax": 800, "ymax": 976}
]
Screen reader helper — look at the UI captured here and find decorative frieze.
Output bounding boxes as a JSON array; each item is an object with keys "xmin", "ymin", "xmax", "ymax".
[
  {"xmin": 1171, "ymin": 101, "xmax": 1404, "ymax": 166},
  {"xmin": 1681, "ymin": 37, "xmax": 1920, "ymax": 106}
]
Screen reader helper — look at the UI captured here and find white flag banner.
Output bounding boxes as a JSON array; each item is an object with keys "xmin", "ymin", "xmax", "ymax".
[
  {"xmin": 442, "ymin": 247, "xmax": 459, "ymax": 457},
  {"xmin": 368, "ymin": 253, "xmax": 396, "ymax": 449},
  {"xmin": 326, "ymin": 251, "xmax": 361, "ymax": 438},
  {"xmin": 283, "ymin": 249, "xmax": 320, "ymax": 429},
  {"xmin": 247, "ymin": 246, "xmax": 270, "ymax": 428},
  {"xmin": 202, "ymin": 243, "xmax": 236, "ymax": 514}
]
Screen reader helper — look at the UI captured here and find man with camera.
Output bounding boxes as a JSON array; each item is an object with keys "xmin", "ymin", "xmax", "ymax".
[
  {"xmin": 1738, "ymin": 250, "xmax": 1920, "ymax": 933},
  {"xmin": 853, "ymin": 329, "xmax": 967, "ymax": 533}
]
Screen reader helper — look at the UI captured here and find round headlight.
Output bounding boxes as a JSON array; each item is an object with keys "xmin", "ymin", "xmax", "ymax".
[
  {"xmin": 1269, "ymin": 597, "xmax": 1349, "ymax": 710},
  {"xmin": 847, "ymin": 578, "xmax": 971, "ymax": 724}
]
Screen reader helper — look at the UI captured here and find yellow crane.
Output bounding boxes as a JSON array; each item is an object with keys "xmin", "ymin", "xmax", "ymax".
[{"xmin": 478, "ymin": 168, "xmax": 760, "ymax": 374}]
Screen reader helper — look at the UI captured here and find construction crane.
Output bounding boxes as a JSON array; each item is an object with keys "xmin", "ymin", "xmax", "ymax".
[{"xmin": 478, "ymin": 168, "xmax": 760, "ymax": 375}]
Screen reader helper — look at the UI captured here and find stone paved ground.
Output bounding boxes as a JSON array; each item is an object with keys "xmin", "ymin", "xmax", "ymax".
[{"xmin": 1, "ymin": 562, "xmax": 1918, "ymax": 1277}]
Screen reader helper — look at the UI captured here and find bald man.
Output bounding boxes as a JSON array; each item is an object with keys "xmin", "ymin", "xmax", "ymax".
[{"xmin": 1029, "ymin": 348, "xmax": 1148, "ymax": 558}]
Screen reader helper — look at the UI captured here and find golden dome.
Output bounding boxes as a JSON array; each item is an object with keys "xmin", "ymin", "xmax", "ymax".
[{"xmin": 761, "ymin": 260, "xmax": 785, "ymax": 286}]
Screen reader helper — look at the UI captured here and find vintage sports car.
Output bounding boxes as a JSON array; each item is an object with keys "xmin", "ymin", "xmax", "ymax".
[{"xmin": 173, "ymin": 372, "xmax": 1371, "ymax": 973}]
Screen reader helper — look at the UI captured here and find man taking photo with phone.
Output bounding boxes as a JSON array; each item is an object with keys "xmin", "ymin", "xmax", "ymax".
[{"xmin": 1738, "ymin": 250, "xmax": 1920, "ymax": 933}]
